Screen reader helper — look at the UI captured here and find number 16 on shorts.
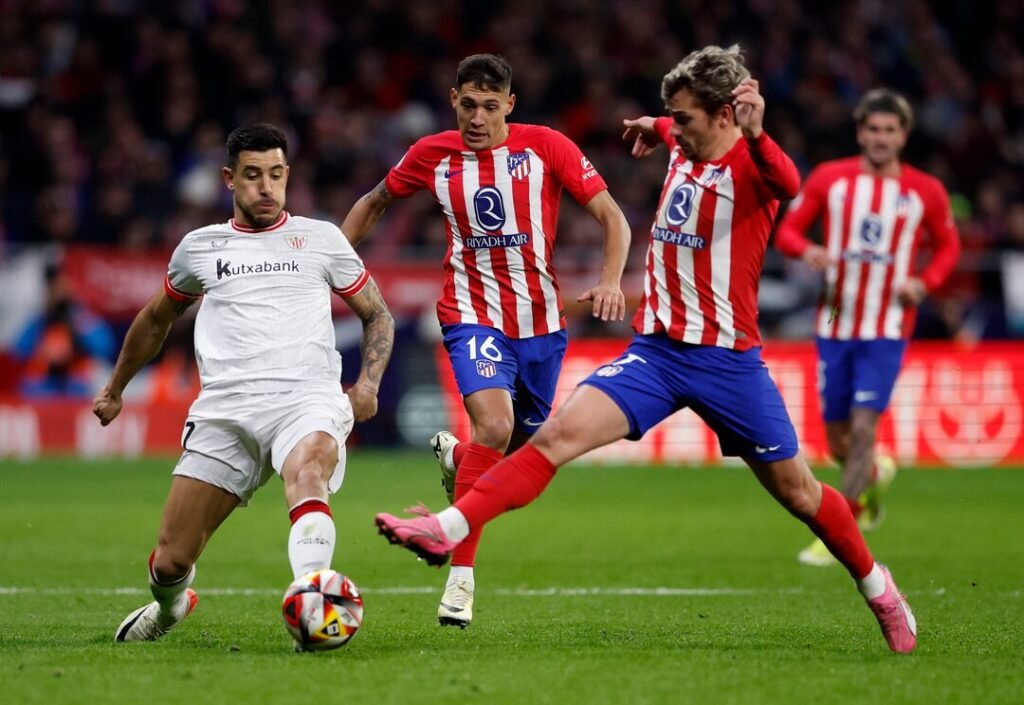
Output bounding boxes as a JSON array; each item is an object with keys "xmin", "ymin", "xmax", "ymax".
[{"xmin": 468, "ymin": 334, "xmax": 501, "ymax": 378}]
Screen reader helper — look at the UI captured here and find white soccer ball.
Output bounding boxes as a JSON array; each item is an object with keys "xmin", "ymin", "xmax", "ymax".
[{"xmin": 282, "ymin": 569, "xmax": 364, "ymax": 651}]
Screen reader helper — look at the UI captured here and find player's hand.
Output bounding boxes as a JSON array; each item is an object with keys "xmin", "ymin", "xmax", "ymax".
[
  {"xmin": 622, "ymin": 116, "xmax": 660, "ymax": 158},
  {"xmin": 578, "ymin": 282, "xmax": 626, "ymax": 321},
  {"xmin": 801, "ymin": 244, "xmax": 833, "ymax": 271},
  {"xmin": 347, "ymin": 382, "xmax": 379, "ymax": 423},
  {"xmin": 93, "ymin": 386, "xmax": 123, "ymax": 426},
  {"xmin": 896, "ymin": 277, "xmax": 927, "ymax": 307},
  {"xmin": 732, "ymin": 79, "xmax": 764, "ymax": 139}
]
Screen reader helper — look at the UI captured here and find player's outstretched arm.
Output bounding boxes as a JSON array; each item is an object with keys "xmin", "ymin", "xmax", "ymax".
[
  {"xmin": 341, "ymin": 180, "xmax": 394, "ymax": 247},
  {"xmin": 578, "ymin": 190, "xmax": 630, "ymax": 321},
  {"xmin": 342, "ymin": 276, "xmax": 394, "ymax": 422},
  {"xmin": 93, "ymin": 289, "xmax": 195, "ymax": 426}
]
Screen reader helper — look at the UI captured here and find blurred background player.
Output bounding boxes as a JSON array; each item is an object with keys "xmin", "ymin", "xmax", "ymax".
[
  {"xmin": 93, "ymin": 123, "xmax": 394, "ymax": 644},
  {"xmin": 342, "ymin": 54, "xmax": 630, "ymax": 628},
  {"xmin": 375, "ymin": 46, "xmax": 917, "ymax": 654},
  {"xmin": 775, "ymin": 89, "xmax": 961, "ymax": 566}
]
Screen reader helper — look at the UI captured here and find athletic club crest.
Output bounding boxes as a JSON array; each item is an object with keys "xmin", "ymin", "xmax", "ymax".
[
  {"xmin": 285, "ymin": 235, "xmax": 307, "ymax": 250},
  {"xmin": 476, "ymin": 359, "xmax": 497, "ymax": 378},
  {"xmin": 507, "ymin": 152, "xmax": 531, "ymax": 180}
]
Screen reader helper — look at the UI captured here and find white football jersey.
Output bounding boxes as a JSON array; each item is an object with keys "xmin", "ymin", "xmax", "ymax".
[{"xmin": 165, "ymin": 211, "xmax": 368, "ymax": 392}]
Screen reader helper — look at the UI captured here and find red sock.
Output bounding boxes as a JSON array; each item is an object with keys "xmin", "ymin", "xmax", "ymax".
[
  {"xmin": 450, "ymin": 443, "xmax": 504, "ymax": 567},
  {"xmin": 845, "ymin": 495, "xmax": 864, "ymax": 519},
  {"xmin": 806, "ymin": 483, "xmax": 874, "ymax": 579},
  {"xmin": 452, "ymin": 442, "xmax": 467, "ymax": 469},
  {"xmin": 454, "ymin": 444, "xmax": 558, "ymax": 531}
]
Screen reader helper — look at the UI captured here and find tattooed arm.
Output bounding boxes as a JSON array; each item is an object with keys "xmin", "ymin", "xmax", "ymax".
[
  {"xmin": 93, "ymin": 288, "xmax": 196, "ymax": 426},
  {"xmin": 341, "ymin": 180, "xmax": 394, "ymax": 247},
  {"xmin": 342, "ymin": 276, "xmax": 395, "ymax": 422}
]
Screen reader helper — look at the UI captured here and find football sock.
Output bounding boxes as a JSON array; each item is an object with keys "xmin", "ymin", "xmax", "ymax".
[
  {"xmin": 452, "ymin": 441, "xmax": 467, "ymax": 470},
  {"xmin": 447, "ymin": 565, "xmax": 474, "ymax": 587},
  {"xmin": 451, "ymin": 443, "xmax": 504, "ymax": 567},
  {"xmin": 436, "ymin": 506, "xmax": 471, "ymax": 542},
  {"xmin": 288, "ymin": 498, "xmax": 336, "ymax": 579},
  {"xmin": 804, "ymin": 482, "xmax": 874, "ymax": 580},
  {"xmin": 857, "ymin": 563, "xmax": 887, "ymax": 600},
  {"xmin": 844, "ymin": 495, "xmax": 864, "ymax": 519},
  {"xmin": 148, "ymin": 550, "xmax": 195, "ymax": 613},
  {"xmin": 454, "ymin": 443, "xmax": 558, "ymax": 531}
]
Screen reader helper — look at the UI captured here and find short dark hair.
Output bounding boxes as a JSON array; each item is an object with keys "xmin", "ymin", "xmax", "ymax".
[
  {"xmin": 853, "ymin": 89, "xmax": 914, "ymax": 131},
  {"xmin": 225, "ymin": 123, "xmax": 288, "ymax": 169},
  {"xmin": 456, "ymin": 54, "xmax": 512, "ymax": 93}
]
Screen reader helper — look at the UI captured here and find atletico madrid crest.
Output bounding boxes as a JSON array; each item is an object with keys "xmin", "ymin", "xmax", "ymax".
[
  {"xmin": 507, "ymin": 152, "xmax": 531, "ymax": 180},
  {"xmin": 476, "ymin": 359, "xmax": 497, "ymax": 378}
]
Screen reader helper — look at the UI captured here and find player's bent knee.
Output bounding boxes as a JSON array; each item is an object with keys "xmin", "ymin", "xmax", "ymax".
[
  {"xmin": 152, "ymin": 546, "xmax": 194, "ymax": 582},
  {"xmin": 471, "ymin": 417, "xmax": 515, "ymax": 451}
]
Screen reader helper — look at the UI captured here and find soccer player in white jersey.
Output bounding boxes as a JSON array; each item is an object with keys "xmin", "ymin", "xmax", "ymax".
[
  {"xmin": 93, "ymin": 123, "xmax": 394, "ymax": 645},
  {"xmin": 375, "ymin": 46, "xmax": 918, "ymax": 654},
  {"xmin": 775, "ymin": 89, "xmax": 961, "ymax": 566},
  {"xmin": 342, "ymin": 54, "xmax": 631, "ymax": 627}
]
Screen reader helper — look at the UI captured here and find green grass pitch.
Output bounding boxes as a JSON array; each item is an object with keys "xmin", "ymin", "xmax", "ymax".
[{"xmin": 1, "ymin": 452, "xmax": 1022, "ymax": 705}]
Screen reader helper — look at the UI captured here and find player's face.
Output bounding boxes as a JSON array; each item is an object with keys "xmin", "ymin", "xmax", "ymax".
[
  {"xmin": 857, "ymin": 113, "xmax": 907, "ymax": 168},
  {"xmin": 223, "ymin": 149, "xmax": 289, "ymax": 228},
  {"xmin": 665, "ymin": 89, "xmax": 729, "ymax": 162},
  {"xmin": 450, "ymin": 84, "xmax": 515, "ymax": 151}
]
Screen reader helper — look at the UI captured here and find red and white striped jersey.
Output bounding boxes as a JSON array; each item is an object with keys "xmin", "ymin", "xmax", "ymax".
[
  {"xmin": 776, "ymin": 157, "xmax": 960, "ymax": 340},
  {"xmin": 385, "ymin": 123, "xmax": 608, "ymax": 338},
  {"xmin": 631, "ymin": 118, "xmax": 801, "ymax": 350}
]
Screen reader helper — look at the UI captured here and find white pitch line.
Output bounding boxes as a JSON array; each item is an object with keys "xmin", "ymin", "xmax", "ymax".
[{"xmin": 1, "ymin": 586, "xmax": 1011, "ymax": 598}]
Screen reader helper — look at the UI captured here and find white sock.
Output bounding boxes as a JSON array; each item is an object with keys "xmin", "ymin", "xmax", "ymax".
[
  {"xmin": 447, "ymin": 565, "xmax": 474, "ymax": 587},
  {"xmin": 436, "ymin": 507, "xmax": 471, "ymax": 542},
  {"xmin": 149, "ymin": 563, "xmax": 195, "ymax": 614},
  {"xmin": 857, "ymin": 563, "xmax": 887, "ymax": 600},
  {"xmin": 288, "ymin": 509, "xmax": 336, "ymax": 579}
]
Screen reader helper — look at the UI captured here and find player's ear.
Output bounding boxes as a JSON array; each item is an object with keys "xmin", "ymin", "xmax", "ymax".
[
  {"xmin": 222, "ymin": 166, "xmax": 235, "ymax": 190},
  {"xmin": 449, "ymin": 87, "xmax": 458, "ymax": 109},
  {"xmin": 506, "ymin": 93, "xmax": 516, "ymax": 115}
]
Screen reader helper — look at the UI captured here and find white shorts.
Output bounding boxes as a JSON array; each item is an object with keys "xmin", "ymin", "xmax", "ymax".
[{"xmin": 172, "ymin": 385, "xmax": 354, "ymax": 505}]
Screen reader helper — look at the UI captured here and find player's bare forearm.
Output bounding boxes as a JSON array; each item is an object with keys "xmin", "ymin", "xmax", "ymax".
[
  {"xmin": 346, "ymin": 278, "xmax": 395, "ymax": 389},
  {"xmin": 342, "ymin": 180, "xmax": 393, "ymax": 247},
  {"xmin": 580, "ymin": 191, "xmax": 630, "ymax": 320},
  {"xmin": 106, "ymin": 291, "xmax": 190, "ymax": 395}
]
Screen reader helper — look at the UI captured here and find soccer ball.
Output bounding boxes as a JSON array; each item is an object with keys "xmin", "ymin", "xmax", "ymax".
[{"xmin": 282, "ymin": 569, "xmax": 364, "ymax": 651}]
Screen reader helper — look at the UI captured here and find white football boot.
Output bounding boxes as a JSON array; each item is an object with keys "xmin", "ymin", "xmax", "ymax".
[
  {"xmin": 437, "ymin": 577, "xmax": 474, "ymax": 629},
  {"xmin": 431, "ymin": 431, "xmax": 459, "ymax": 504},
  {"xmin": 115, "ymin": 589, "xmax": 199, "ymax": 642}
]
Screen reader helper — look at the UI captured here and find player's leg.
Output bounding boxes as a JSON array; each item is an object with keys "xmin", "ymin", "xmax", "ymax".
[
  {"xmin": 272, "ymin": 387, "xmax": 354, "ymax": 579},
  {"xmin": 116, "ymin": 471, "xmax": 239, "ymax": 642},
  {"xmin": 280, "ymin": 431, "xmax": 340, "ymax": 578},
  {"xmin": 377, "ymin": 336, "xmax": 674, "ymax": 565}
]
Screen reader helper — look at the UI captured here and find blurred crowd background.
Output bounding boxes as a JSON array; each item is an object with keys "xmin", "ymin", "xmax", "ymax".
[{"xmin": 1, "ymin": 0, "xmax": 1022, "ymax": 417}]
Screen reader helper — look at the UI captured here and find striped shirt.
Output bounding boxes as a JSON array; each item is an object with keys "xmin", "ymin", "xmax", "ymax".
[
  {"xmin": 776, "ymin": 158, "xmax": 960, "ymax": 339},
  {"xmin": 632, "ymin": 118, "xmax": 801, "ymax": 350},
  {"xmin": 385, "ymin": 124, "xmax": 608, "ymax": 338}
]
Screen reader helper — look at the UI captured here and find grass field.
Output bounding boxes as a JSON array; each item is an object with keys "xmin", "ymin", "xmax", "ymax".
[{"xmin": 1, "ymin": 453, "xmax": 1022, "ymax": 705}]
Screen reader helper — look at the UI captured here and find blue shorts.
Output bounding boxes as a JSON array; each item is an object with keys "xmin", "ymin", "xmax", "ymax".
[
  {"xmin": 816, "ymin": 337, "xmax": 907, "ymax": 421},
  {"xmin": 442, "ymin": 324, "xmax": 568, "ymax": 435},
  {"xmin": 580, "ymin": 334, "xmax": 799, "ymax": 463}
]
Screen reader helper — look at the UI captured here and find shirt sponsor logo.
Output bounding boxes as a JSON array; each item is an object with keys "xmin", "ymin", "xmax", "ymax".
[
  {"xmin": 841, "ymin": 250, "xmax": 893, "ymax": 264},
  {"xmin": 860, "ymin": 214, "xmax": 884, "ymax": 245},
  {"xmin": 464, "ymin": 232, "xmax": 530, "ymax": 249},
  {"xmin": 216, "ymin": 259, "xmax": 299, "ymax": 280},
  {"xmin": 476, "ymin": 359, "xmax": 497, "ymax": 378},
  {"xmin": 581, "ymin": 156, "xmax": 598, "ymax": 181},
  {"xmin": 652, "ymin": 227, "xmax": 706, "ymax": 249},
  {"xmin": 507, "ymin": 152, "xmax": 531, "ymax": 180},
  {"xmin": 473, "ymin": 186, "xmax": 506, "ymax": 231},
  {"xmin": 666, "ymin": 183, "xmax": 697, "ymax": 226}
]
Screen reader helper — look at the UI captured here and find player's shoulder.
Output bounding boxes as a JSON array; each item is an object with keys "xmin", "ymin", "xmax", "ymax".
[
  {"xmin": 176, "ymin": 220, "xmax": 232, "ymax": 248},
  {"xmin": 284, "ymin": 214, "xmax": 340, "ymax": 234},
  {"xmin": 901, "ymin": 163, "xmax": 949, "ymax": 196},
  {"xmin": 408, "ymin": 130, "xmax": 465, "ymax": 153},
  {"xmin": 509, "ymin": 122, "xmax": 572, "ymax": 148},
  {"xmin": 810, "ymin": 157, "xmax": 862, "ymax": 183}
]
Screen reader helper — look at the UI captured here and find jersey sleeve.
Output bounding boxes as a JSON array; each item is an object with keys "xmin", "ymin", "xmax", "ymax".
[
  {"xmin": 540, "ymin": 128, "xmax": 607, "ymax": 205},
  {"xmin": 918, "ymin": 180, "xmax": 961, "ymax": 292},
  {"xmin": 775, "ymin": 166, "xmax": 829, "ymax": 258},
  {"xmin": 324, "ymin": 224, "xmax": 370, "ymax": 298},
  {"xmin": 746, "ymin": 132, "xmax": 801, "ymax": 201},
  {"xmin": 165, "ymin": 238, "xmax": 203, "ymax": 301},
  {"xmin": 384, "ymin": 138, "xmax": 432, "ymax": 198}
]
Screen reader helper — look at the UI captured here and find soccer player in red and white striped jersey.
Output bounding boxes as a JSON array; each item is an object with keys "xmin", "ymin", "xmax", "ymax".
[
  {"xmin": 376, "ymin": 47, "xmax": 918, "ymax": 654},
  {"xmin": 343, "ymin": 54, "xmax": 631, "ymax": 627},
  {"xmin": 776, "ymin": 89, "xmax": 960, "ymax": 566}
]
